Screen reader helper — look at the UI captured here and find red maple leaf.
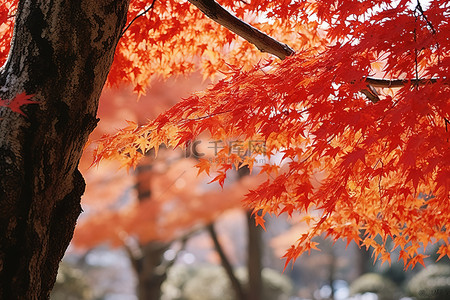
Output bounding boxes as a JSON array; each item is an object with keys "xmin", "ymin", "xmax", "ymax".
[{"xmin": 5, "ymin": 92, "xmax": 38, "ymax": 116}]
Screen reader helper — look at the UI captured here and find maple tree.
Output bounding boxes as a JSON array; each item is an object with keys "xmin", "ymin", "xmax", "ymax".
[
  {"xmin": 95, "ymin": 0, "xmax": 450, "ymax": 270},
  {"xmin": 0, "ymin": 0, "xmax": 129, "ymax": 298},
  {"xmin": 0, "ymin": 0, "xmax": 448, "ymax": 298}
]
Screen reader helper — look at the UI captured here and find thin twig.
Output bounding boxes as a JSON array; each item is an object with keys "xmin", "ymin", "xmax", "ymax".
[
  {"xmin": 154, "ymin": 170, "xmax": 187, "ymax": 201},
  {"xmin": 416, "ymin": 0, "xmax": 436, "ymax": 34},
  {"xmin": 185, "ymin": 109, "xmax": 232, "ymax": 121},
  {"xmin": 413, "ymin": 29, "xmax": 419, "ymax": 84},
  {"xmin": 445, "ymin": 118, "xmax": 449, "ymax": 143},
  {"xmin": 120, "ymin": 0, "xmax": 157, "ymax": 37},
  {"xmin": 415, "ymin": 0, "xmax": 440, "ymax": 66}
]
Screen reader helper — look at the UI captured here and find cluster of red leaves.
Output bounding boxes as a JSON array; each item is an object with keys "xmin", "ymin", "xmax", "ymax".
[
  {"xmin": 0, "ymin": 0, "xmax": 16, "ymax": 66},
  {"xmin": 108, "ymin": 0, "xmax": 319, "ymax": 90},
  {"xmin": 0, "ymin": 1, "xmax": 316, "ymax": 89},
  {"xmin": 95, "ymin": 0, "xmax": 450, "ymax": 269}
]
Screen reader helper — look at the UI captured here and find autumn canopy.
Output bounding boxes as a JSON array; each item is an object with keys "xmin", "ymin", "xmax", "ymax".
[{"xmin": 2, "ymin": 0, "xmax": 449, "ymax": 269}]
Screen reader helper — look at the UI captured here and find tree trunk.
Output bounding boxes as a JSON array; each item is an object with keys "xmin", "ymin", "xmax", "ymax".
[
  {"xmin": 132, "ymin": 153, "xmax": 172, "ymax": 300},
  {"xmin": 132, "ymin": 242, "xmax": 171, "ymax": 300},
  {"xmin": 0, "ymin": 0, "xmax": 129, "ymax": 298},
  {"xmin": 238, "ymin": 166, "xmax": 264, "ymax": 300},
  {"xmin": 247, "ymin": 210, "xmax": 263, "ymax": 300},
  {"xmin": 356, "ymin": 231, "xmax": 372, "ymax": 276}
]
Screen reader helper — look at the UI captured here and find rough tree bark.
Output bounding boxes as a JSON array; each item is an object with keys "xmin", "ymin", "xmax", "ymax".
[{"xmin": 0, "ymin": 0, "xmax": 129, "ymax": 298}]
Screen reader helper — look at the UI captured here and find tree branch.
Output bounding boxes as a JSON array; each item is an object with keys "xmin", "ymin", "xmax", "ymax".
[
  {"xmin": 207, "ymin": 223, "xmax": 246, "ymax": 300},
  {"xmin": 120, "ymin": 0, "xmax": 156, "ymax": 37},
  {"xmin": 188, "ymin": 0, "xmax": 294, "ymax": 60},
  {"xmin": 363, "ymin": 77, "xmax": 444, "ymax": 102},
  {"xmin": 415, "ymin": 0, "xmax": 436, "ymax": 34},
  {"xmin": 364, "ymin": 77, "xmax": 440, "ymax": 88},
  {"xmin": 124, "ymin": 242, "xmax": 142, "ymax": 273},
  {"xmin": 189, "ymin": 0, "xmax": 444, "ymax": 103},
  {"xmin": 159, "ymin": 236, "xmax": 188, "ymax": 271}
]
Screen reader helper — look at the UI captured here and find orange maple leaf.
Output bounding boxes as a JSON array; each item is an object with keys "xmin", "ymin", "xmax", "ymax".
[
  {"xmin": 195, "ymin": 158, "xmax": 211, "ymax": 176},
  {"xmin": 254, "ymin": 213, "xmax": 266, "ymax": 231}
]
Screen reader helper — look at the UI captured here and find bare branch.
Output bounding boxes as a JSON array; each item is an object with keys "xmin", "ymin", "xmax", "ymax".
[
  {"xmin": 415, "ymin": 0, "xmax": 436, "ymax": 34},
  {"xmin": 207, "ymin": 223, "xmax": 246, "ymax": 300},
  {"xmin": 365, "ymin": 77, "xmax": 440, "ymax": 88},
  {"xmin": 188, "ymin": 0, "xmax": 294, "ymax": 60},
  {"xmin": 120, "ymin": 0, "xmax": 156, "ymax": 37},
  {"xmin": 124, "ymin": 242, "xmax": 142, "ymax": 273},
  {"xmin": 360, "ymin": 84, "xmax": 381, "ymax": 103}
]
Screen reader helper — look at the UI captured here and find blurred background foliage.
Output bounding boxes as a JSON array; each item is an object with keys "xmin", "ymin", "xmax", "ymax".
[{"xmin": 53, "ymin": 74, "xmax": 450, "ymax": 300}]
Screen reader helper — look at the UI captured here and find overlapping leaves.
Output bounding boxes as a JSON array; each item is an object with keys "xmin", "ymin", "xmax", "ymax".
[{"xmin": 95, "ymin": 0, "xmax": 450, "ymax": 268}]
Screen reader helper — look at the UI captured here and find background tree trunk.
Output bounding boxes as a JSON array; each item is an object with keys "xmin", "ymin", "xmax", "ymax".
[
  {"xmin": 247, "ymin": 210, "xmax": 263, "ymax": 300},
  {"xmin": 239, "ymin": 166, "xmax": 263, "ymax": 300},
  {"xmin": 207, "ymin": 223, "xmax": 247, "ymax": 300},
  {"xmin": 356, "ymin": 231, "xmax": 372, "ymax": 277},
  {"xmin": 0, "ymin": 0, "xmax": 129, "ymax": 298},
  {"xmin": 131, "ymin": 153, "xmax": 171, "ymax": 300},
  {"xmin": 129, "ymin": 242, "xmax": 171, "ymax": 300}
]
